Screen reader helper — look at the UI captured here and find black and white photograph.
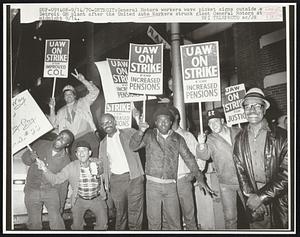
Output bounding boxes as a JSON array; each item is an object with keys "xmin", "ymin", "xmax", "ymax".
[{"xmin": 3, "ymin": 2, "xmax": 296, "ymax": 234}]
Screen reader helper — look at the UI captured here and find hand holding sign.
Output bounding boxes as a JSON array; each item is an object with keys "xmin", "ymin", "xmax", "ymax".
[
  {"xmin": 30, "ymin": 150, "xmax": 39, "ymax": 162},
  {"xmin": 49, "ymin": 97, "xmax": 56, "ymax": 109},
  {"xmin": 132, "ymin": 107, "xmax": 141, "ymax": 125},
  {"xmin": 35, "ymin": 158, "xmax": 47, "ymax": 172},
  {"xmin": 197, "ymin": 133, "xmax": 207, "ymax": 144},
  {"xmin": 138, "ymin": 121, "xmax": 149, "ymax": 133}
]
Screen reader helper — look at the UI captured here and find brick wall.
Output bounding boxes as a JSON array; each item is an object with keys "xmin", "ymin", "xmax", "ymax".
[
  {"xmin": 260, "ymin": 40, "xmax": 286, "ymax": 76},
  {"xmin": 232, "ymin": 23, "xmax": 264, "ymax": 88},
  {"xmin": 233, "ymin": 23, "xmax": 287, "ymax": 117},
  {"xmin": 264, "ymin": 83, "xmax": 287, "ymax": 116}
]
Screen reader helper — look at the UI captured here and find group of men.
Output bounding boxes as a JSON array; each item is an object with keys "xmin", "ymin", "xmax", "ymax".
[{"xmin": 20, "ymin": 71, "xmax": 288, "ymax": 231}]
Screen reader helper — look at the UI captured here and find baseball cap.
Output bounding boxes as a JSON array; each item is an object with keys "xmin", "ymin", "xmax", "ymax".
[
  {"xmin": 242, "ymin": 88, "xmax": 270, "ymax": 110},
  {"xmin": 62, "ymin": 85, "xmax": 76, "ymax": 94},
  {"xmin": 75, "ymin": 140, "xmax": 91, "ymax": 150},
  {"xmin": 207, "ymin": 109, "xmax": 223, "ymax": 121}
]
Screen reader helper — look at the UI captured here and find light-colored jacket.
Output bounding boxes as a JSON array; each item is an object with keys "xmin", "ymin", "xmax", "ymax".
[
  {"xmin": 51, "ymin": 81, "xmax": 99, "ymax": 137},
  {"xmin": 99, "ymin": 128, "xmax": 144, "ymax": 190},
  {"xmin": 196, "ymin": 126, "xmax": 241, "ymax": 185}
]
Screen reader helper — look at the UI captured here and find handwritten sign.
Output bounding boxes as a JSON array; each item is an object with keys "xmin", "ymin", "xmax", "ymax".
[
  {"xmin": 105, "ymin": 102, "xmax": 132, "ymax": 129},
  {"xmin": 127, "ymin": 43, "xmax": 163, "ymax": 95},
  {"xmin": 12, "ymin": 90, "xmax": 53, "ymax": 154},
  {"xmin": 180, "ymin": 41, "xmax": 220, "ymax": 103},
  {"xmin": 222, "ymin": 84, "xmax": 248, "ymax": 126},
  {"xmin": 43, "ymin": 39, "xmax": 70, "ymax": 78}
]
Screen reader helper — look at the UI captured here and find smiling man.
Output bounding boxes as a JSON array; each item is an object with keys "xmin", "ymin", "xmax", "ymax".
[
  {"xmin": 21, "ymin": 129, "xmax": 74, "ymax": 230},
  {"xmin": 98, "ymin": 113, "xmax": 144, "ymax": 231},
  {"xmin": 233, "ymin": 88, "xmax": 288, "ymax": 229},
  {"xmin": 129, "ymin": 106, "xmax": 214, "ymax": 230},
  {"xmin": 196, "ymin": 109, "xmax": 244, "ymax": 229},
  {"xmin": 36, "ymin": 140, "xmax": 108, "ymax": 230}
]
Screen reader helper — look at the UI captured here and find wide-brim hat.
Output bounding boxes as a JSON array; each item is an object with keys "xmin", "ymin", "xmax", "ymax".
[{"xmin": 241, "ymin": 88, "xmax": 270, "ymax": 110}]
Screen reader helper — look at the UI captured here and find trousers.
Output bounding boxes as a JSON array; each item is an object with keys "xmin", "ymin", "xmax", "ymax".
[
  {"xmin": 24, "ymin": 188, "xmax": 65, "ymax": 230},
  {"xmin": 110, "ymin": 173, "xmax": 144, "ymax": 230},
  {"xmin": 177, "ymin": 175, "xmax": 197, "ymax": 230},
  {"xmin": 146, "ymin": 180, "xmax": 181, "ymax": 230},
  {"xmin": 219, "ymin": 183, "xmax": 245, "ymax": 229},
  {"xmin": 71, "ymin": 195, "xmax": 108, "ymax": 230}
]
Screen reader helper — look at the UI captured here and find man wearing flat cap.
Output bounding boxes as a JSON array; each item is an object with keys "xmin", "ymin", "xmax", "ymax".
[
  {"xmin": 129, "ymin": 106, "xmax": 214, "ymax": 230},
  {"xmin": 36, "ymin": 140, "xmax": 108, "ymax": 230},
  {"xmin": 233, "ymin": 88, "xmax": 288, "ymax": 229},
  {"xmin": 196, "ymin": 108, "xmax": 244, "ymax": 229},
  {"xmin": 49, "ymin": 70, "xmax": 100, "ymax": 160}
]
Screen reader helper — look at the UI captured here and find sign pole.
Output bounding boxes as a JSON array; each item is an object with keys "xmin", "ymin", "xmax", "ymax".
[
  {"xmin": 51, "ymin": 77, "xmax": 57, "ymax": 98},
  {"xmin": 142, "ymin": 95, "xmax": 147, "ymax": 123},
  {"xmin": 26, "ymin": 144, "xmax": 33, "ymax": 152},
  {"xmin": 199, "ymin": 102, "xmax": 203, "ymax": 134}
]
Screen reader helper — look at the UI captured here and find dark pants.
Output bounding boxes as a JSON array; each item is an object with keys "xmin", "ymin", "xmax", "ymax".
[
  {"xmin": 146, "ymin": 180, "xmax": 181, "ymax": 230},
  {"xmin": 219, "ymin": 183, "xmax": 246, "ymax": 229},
  {"xmin": 24, "ymin": 188, "xmax": 65, "ymax": 230},
  {"xmin": 110, "ymin": 173, "xmax": 144, "ymax": 230},
  {"xmin": 177, "ymin": 175, "xmax": 197, "ymax": 230},
  {"xmin": 71, "ymin": 195, "xmax": 108, "ymax": 230}
]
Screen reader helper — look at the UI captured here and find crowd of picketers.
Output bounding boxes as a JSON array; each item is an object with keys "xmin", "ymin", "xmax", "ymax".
[{"xmin": 20, "ymin": 72, "xmax": 288, "ymax": 230}]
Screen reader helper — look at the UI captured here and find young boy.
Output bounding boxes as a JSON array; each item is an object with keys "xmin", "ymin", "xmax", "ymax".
[{"xmin": 36, "ymin": 140, "xmax": 107, "ymax": 230}]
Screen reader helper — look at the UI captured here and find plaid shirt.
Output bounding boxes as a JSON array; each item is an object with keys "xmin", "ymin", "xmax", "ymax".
[{"xmin": 77, "ymin": 166, "xmax": 100, "ymax": 199}]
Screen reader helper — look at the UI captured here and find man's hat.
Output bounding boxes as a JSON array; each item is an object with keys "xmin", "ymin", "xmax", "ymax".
[
  {"xmin": 153, "ymin": 106, "xmax": 174, "ymax": 121},
  {"xmin": 207, "ymin": 109, "xmax": 223, "ymax": 121},
  {"xmin": 62, "ymin": 85, "xmax": 76, "ymax": 94},
  {"xmin": 75, "ymin": 140, "xmax": 91, "ymax": 150},
  {"xmin": 242, "ymin": 88, "xmax": 270, "ymax": 110}
]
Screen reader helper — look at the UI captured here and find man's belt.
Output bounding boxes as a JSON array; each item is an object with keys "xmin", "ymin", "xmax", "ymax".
[
  {"xmin": 146, "ymin": 175, "xmax": 176, "ymax": 184},
  {"xmin": 79, "ymin": 194, "xmax": 100, "ymax": 200}
]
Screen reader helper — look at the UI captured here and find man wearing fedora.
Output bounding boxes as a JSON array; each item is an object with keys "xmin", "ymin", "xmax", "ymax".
[
  {"xmin": 233, "ymin": 88, "xmax": 288, "ymax": 229},
  {"xmin": 48, "ymin": 70, "xmax": 100, "ymax": 160},
  {"xmin": 196, "ymin": 108, "xmax": 244, "ymax": 229}
]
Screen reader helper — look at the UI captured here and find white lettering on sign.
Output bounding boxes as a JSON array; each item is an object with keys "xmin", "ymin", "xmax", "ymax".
[{"xmin": 43, "ymin": 39, "xmax": 70, "ymax": 78}]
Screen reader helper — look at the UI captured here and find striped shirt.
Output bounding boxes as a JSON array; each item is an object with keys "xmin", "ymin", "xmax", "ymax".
[{"xmin": 78, "ymin": 166, "xmax": 100, "ymax": 199}]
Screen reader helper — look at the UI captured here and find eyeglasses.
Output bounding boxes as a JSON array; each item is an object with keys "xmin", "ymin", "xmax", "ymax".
[{"xmin": 243, "ymin": 103, "xmax": 264, "ymax": 111}]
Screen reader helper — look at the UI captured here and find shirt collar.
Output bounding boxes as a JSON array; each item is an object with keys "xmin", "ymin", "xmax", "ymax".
[
  {"xmin": 247, "ymin": 118, "xmax": 270, "ymax": 133},
  {"xmin": 155, "ymin": 128, "xmax": 173, "ymax": 139},
  {"xmin": 107, "ymin": 129, "xmax": 120, "ymax": 139}
]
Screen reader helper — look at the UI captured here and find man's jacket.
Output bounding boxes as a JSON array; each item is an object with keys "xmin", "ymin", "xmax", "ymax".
[
  {"xmin": 233, "ymin": 123, "xmax": 288, "ymax": 228},
  {"xmin": 43, "ymin": 158, "xmax": 105, "ymax": 207},
  {"xmin": 99, "ymin": 128, "xmax": 144, "ymax": 190},
  {"xmin": 129, "ymin": 128, "xmax": 202, "ymax": 181}
]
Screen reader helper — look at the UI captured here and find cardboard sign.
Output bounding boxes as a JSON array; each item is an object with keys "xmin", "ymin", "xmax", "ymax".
[
  {"xmin": 222, "ymin": 84, "xmax": 248, "ymax": 126},
  {"xmin": 127, "ymin": 43, "xmax": 163, "ymax": 95},
  {"xmin": 105, "ymin": 102, "xmax": 132, "ymax": 129},
  {"xmin": 43, "ymin": 39, "xmax": 70, "ymax": 78},
  {"xmin": 12, "ymin": 90, "xmax": 53, "ymax": 154},
  {"xmin": 180, "ymin": 41, "xmax": 220, "ymax": 103}
]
